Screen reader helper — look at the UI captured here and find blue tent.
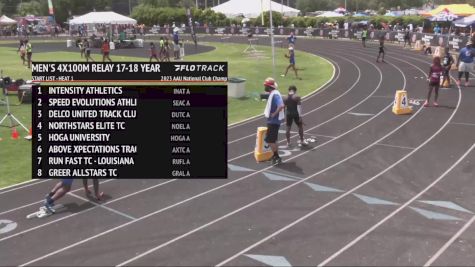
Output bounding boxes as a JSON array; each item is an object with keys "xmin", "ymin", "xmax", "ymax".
[
  {"xmin": 354, "ymin": 12, "xmax": 369, "ymax": 17},
  {"xmin": 453, "ymin": 14, "xmax": 475, "ymax": 27}
]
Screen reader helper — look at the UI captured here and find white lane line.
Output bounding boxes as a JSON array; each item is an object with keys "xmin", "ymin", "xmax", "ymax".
[
  {"xmin": 347, "ymin": 112, "xmax": 374, "ymax": 116},
  {"xmin": 227, "ymin": 54, "xmax": 337, "ymax": 130},
  {"xmin": 122, "ymin": 103, "xmax": 425, "ymax": 267},
  {"xmin": 316, "ymin": 71, "xmax": 464, "ymax": 267},
  {"xmin": 20, "ymin": 53, "xmax": 388, "ymax": 267},
  {"xmin": 116, "ymin": 57, "xmax": 412, "ymax": 266},
  {"xmin": 313, "ymin": 134, "xmax": 337, "ymax": 139},
  {"xmin": 0, "ymin": 179, "xmax": 51, "ymax": 195},
  {"xmin": 217, "ymin": 57, "xmax": 446, "ymax": 267},
  {"xmin": 68, "ymin": 193, "xmax": 137, "ymax": 221},
  {"xmin": 0, "ymin": 179, "xmax": 175, "ymax": 243},
  {"xmin": 264, "ymin": 170, "xmax": 303, "ymax": 181},
  {"xmin": 451, "ymin": 122, "xmax": 475, "ymax": 127},
  {"xmin": 228, "ymin": 53, "xmax": 378, "ymax": 162},
  {"xmin": 318, "ymin": 143, "xmax": 472, "ymax": 267},
  {"xmin": 0, "ymin": 179, "xmax": 115, "ymax": 216},
  {"xmin": 375, "ymin": 143, "xmax": 415, "ymax": 150},
  {"xmin": 228, "ymin": 54, "xmax": 350, "ymax": 145},
  {"xmin": 424, "ymin": 214, "xmax": 475, "ymax": 267}
]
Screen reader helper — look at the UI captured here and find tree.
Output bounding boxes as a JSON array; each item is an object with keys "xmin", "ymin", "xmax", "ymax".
[
  {"xmin": 178, "ymin": 0, "xmax": 195, "ymax": 8},
  {"xmin": 17, "ymin": 0, "xmax": 45, "ymax": 16},
  {"xmin": 255, "ymin": 11, "xmax": 283, "ymax": 27}
]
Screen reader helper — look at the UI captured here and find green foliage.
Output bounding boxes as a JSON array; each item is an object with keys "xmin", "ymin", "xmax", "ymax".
[
  {"xmin": 17, "ymin": 0, "xmax": 44, "ymax": 16},
  {"xmin": 280, "ymin": 14, "xmax": 425, "ymax": 29},
  {"xmin": 296, "ymin": 0, "xmax": 336, "ymax": 13},
  {"xmin": 255, "ymin": 11, "xmax": 283, "ymax": 27},
  {"xmin": 131, "ymin": 5, "xmax": 234, "ymax": 26}
]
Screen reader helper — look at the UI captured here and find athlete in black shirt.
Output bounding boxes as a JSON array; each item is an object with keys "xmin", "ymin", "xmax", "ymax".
[
  {"xmin": 441, "ymin": 50, "xmax": 454, "ymax": 87},
  {"xmin": 284, "ymin": 85, "xmax": 307, "ymax": 147}
]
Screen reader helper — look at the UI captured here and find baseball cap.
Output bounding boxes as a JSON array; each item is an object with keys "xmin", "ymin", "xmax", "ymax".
[{"xmin": 263, "ymin": 77, "xmax": 278, "ymax": 89}]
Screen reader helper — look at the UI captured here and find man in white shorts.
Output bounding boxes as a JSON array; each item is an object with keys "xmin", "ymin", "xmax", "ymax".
[{"xmin": 456, "ymin": 41, "xmax": 475, "ymax": 87}]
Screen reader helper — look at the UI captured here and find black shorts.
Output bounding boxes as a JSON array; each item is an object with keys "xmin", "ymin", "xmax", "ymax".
[
  {"xmin": 379, "ymin": 48, "xmax": 384, "ymax": 54},
  {"xmin": 265, "ymin": 124, "xmax": 280, "ymax": 144},
  {"xmin": 443, "ymin": 67, "xmax": 450, "ymax": 76},
  {"xmin": 286, "ymin": 114, "xmax": 301, "ymax": 127}
]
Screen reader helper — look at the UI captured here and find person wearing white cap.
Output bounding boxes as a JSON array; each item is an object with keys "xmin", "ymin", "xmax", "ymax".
[
  {"xmin": 263, "ymin": 77, "xmax": 285, "ymax": 165},
  {"xmin": 281, "ymin": 45, "xmax": 301, "ymax": 80},
  {"xmin": 456, "ymin": 41, "xmax": 475, "ymax": 87}
]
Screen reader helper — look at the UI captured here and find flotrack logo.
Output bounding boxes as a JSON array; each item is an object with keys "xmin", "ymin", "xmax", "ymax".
[{"xmin": 174, "ymin": 64, "xmax": 226, "ymax": 72}]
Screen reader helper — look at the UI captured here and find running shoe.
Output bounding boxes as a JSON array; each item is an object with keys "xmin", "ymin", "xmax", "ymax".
[
  {"xmin": 280, "ymin": 74, "xmax": 285, "ymax": 77},
  {"xmin": 456, "ymin": 80, "xmax": 461, "ymax": 86},
  {"xmin": 43, "ymin": 201, "xmax": 55, "ymax": 214},
  {"xmin": 271, "ymin": 156, "xmax": 282, "ymax": 165},
  {"xmin": 423, "ymin": 100, "xmax": 429, "ymax": 107},
  {"xmin": 433, "ymin": 102, "xmax": 439, "ymax": 107},
  {"xmin": 465, "ymin": 81, "xmax": 469, "ymax": 87}
]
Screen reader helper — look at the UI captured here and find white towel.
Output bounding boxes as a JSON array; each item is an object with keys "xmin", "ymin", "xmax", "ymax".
[{"xmin": 264, "ymin": 90, "xmax": 285, "ymax": 121}]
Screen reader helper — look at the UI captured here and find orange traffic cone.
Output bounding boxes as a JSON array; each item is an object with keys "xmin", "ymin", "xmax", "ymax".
[{"xmin": 11, "ymin": 128, "xmax": 19, "ymax": 140}]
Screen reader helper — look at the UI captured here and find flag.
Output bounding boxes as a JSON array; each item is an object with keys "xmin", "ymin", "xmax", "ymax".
[{"xmin": 48, "ymin": 0, "xmax": 54, "ymax": 15}]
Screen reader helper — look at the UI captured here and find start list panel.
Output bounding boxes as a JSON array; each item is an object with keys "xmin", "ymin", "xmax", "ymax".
[{"xmin": 31, "ymin": 62, "xmax": 227, "ymax": 179}]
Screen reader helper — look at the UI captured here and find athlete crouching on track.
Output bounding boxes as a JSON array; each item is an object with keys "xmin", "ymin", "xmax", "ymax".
[
  {"xmin": 44, "ymin": 179, "xmax": 73, "ymax": 213},
  {"xmin": 425, "ymin": 56, "xmax": 444, "ymax": 107},
  {"xmin": 263, "ymin": 77, "xmax": 285, "ymax": 165},
  {"xmin": 284, "ymin": 85, "xmax": 307, "ymax": 148}
]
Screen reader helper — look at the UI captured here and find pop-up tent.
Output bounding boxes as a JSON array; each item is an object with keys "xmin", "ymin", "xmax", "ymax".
[
  {"xmin": 317, "ymin": 11, "xmax": 344, "ymax": 17},
  {"xmin": 211, "ymin": 0, "xmax": 300, "ymax": 18},
  {"xmin": 0, "ymin": 15, "xmax": 16, "ymax": 25},
  {"xmin": 454, "ymin": 14, "xmax": 475, "ymax": 27},
  {"xmin": 334, "ymin": 7, "xmax": 346, "ymax": 14},
  {"xmin": 421, "ymin": 4, "xmax": 475, "ymax": 17},
  {"xmin": 69, "ymin": 11, "xmax": 136, "ymax": 25},
  {"xmin": 429, "ymin": 8, "xmax": 459, "ymax": 22}
]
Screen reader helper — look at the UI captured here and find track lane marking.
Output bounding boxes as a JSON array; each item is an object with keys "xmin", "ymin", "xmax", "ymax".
[
  {"xmin": 0, "ymin": 179, "xmax": 175, "ymax": 243},
  {"xmin": 20, "ymin": 52, "xmax": 393, "ymax": 267},
  {"xmin": 68, "ymin": 193, "xmax": 137, "ymax": 220},
  {"xmin": 228, "ymin": 54, "xmax": 348, "ymax": 144},
  {"xmin": 424, "ymin": 214, "xmax": 475, "ymax": 266}
]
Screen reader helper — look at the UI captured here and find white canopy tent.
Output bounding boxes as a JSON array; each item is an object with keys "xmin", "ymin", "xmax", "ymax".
[
  {"xmin": 211, "ymin": 0, "xmax": 300, "ymax": 18},
  {"xmin": 69, "ymin": 11, "xmax": 136, "ymax": 25},
  {"xmin": 0, "ymin": 15, "xmax": 16, "ymax": 25},
  {"xmin": 317, "ymin": 11, "xmax": 345, "ymax": 17}
]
